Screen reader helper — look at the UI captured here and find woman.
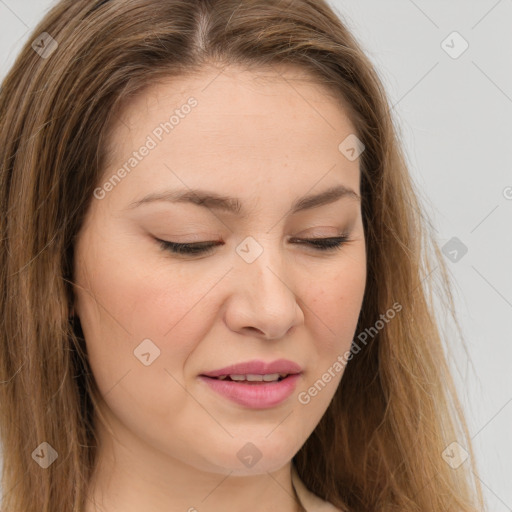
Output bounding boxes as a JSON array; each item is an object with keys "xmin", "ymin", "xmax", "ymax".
[{"xmin": 0, "ymin": 1, "xmax": 486, "ymax": 511}]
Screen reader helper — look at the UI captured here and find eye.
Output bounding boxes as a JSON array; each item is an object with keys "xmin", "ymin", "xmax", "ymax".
[
  {"xmin": 288, "ymin": 236, "xmax": 350, "ymax": 251},
  {"xmin": 157, "ymin": 240, "xmax": 222, "ymax": 256},
  {"xmin": 156, "ymin": 235, "xmax": 351, "ymax": 256}
]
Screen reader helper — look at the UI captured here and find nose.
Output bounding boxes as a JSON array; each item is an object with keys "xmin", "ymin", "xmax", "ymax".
[{"xmin": 224, "ymin": 241, "xmax": 304, "ymax": 340}]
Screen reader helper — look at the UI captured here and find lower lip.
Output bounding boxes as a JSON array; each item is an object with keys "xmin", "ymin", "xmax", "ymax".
[{"xmin": 198, "ymin": 374, "xmax": 301, "ymax": 409}]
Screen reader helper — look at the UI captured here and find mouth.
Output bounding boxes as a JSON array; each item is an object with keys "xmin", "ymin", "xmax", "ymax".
[
  {"xmin": 202, "ymin": 373, "xmax": 292, "ymax": 383},
  {"xmin": 198, "ymin": 359, "xmax": 303, "ymax": 408},
  {"xmin": 197, "ymin": 372, "xmax": 302, "ymax": 409}
]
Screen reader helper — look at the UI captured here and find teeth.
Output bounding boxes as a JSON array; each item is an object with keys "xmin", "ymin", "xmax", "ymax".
[
  {"xmin": 246, "ymin": 374, "xmax": 264, "ymax": 381},
  {"xmin": 215, "ymin": 373, "xmax": 287, "ymax": 382}
]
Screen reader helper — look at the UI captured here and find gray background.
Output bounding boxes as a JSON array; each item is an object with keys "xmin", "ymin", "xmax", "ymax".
[{"xmin": 0, "ymin": 0, "xmax": 511, "ymax": 510}]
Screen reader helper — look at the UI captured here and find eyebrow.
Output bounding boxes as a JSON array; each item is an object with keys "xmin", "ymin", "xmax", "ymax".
[{"xmin": 126, "ymin": 184, "xmax": 360, "ymax": 216}]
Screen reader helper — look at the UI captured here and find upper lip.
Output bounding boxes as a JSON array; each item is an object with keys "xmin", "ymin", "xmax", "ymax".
[{"xmin": 200, "ymin": 359, "xmax": 302, "ymax": 378}]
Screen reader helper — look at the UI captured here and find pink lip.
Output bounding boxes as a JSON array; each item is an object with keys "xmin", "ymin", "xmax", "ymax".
[
  {"xmin": 198, "ymin": 359, "xmax": 303, "ymax": 409},
  {"xmin": 198, "ymin": 374, "xmax": 301, "ymax": 409},
  {"xmin": 200, "ymin": 359, "xmax": 302, "ymax": 378}
]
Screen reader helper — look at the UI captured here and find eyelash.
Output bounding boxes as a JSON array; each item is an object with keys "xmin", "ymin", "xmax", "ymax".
[{"xmin": 157, "ymin": 235, "xmax": 351, "ymax": 256}]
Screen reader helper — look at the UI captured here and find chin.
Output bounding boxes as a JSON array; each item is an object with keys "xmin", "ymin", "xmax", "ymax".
[{"xmin": 200, "ymin": 441, "xmax": 296, "ymax": 476}]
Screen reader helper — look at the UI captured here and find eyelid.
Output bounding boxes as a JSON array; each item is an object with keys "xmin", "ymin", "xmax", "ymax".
[
  {"xmin": 157, "ymin": 226, "xmax": 347, "ymax": 242},
  {"xmin": 155, "ymin": 233, "xmax": 353, "ymax": 257}
]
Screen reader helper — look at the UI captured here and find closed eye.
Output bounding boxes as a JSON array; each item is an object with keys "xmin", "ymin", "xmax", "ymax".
[{"xmin": 156, "ymin": 236, "xmax": 351, "ymax": 256}]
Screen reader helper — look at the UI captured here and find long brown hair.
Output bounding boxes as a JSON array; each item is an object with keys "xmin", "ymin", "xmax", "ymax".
[{"xmin": 0, "ymin": 1, "xmax": 485, "ymax": 510}]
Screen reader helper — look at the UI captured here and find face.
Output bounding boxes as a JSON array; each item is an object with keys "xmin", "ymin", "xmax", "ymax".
[{"xmin": 73, "ymin": 64, "xmax": 366, "ymax": 477}]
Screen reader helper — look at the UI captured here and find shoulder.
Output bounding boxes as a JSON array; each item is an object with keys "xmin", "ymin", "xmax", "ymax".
[{"xmin": 291, "ymin": 464, "xmax": 345, "ymax": 512}]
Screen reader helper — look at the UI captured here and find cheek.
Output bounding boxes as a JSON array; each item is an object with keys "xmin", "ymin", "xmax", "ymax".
[
  {"xmin": 308, "ymin": 256, "xmax": 366, "ymax": 351},
  {"xmin": 75, "ymin": 256, "xmax": 200, "ymax": 435},
  {"xmin": 295, "ymin": 260, "xmax": 365, "ymax": 412},
  {"xmin": 75, "ymin": 244, "xmax": 225, "ymax": 399},
  {"xmin": 77, "ymin": 236, "xmax": 212, "ymax": 338}
]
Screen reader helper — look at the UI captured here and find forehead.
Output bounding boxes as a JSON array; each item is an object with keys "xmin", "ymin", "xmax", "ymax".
[
  {"xmin": 106, "ymin": 63, "xmax": 357, "ymax": 149},
  {"xmin": 99, "ymin": 64, "xmax": 362, "ymax": 212}
]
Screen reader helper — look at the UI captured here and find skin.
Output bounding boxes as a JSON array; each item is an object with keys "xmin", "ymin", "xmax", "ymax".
[{"xmin": 74, "ymin": 63, "xmax": 367, "ymax": 512}]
